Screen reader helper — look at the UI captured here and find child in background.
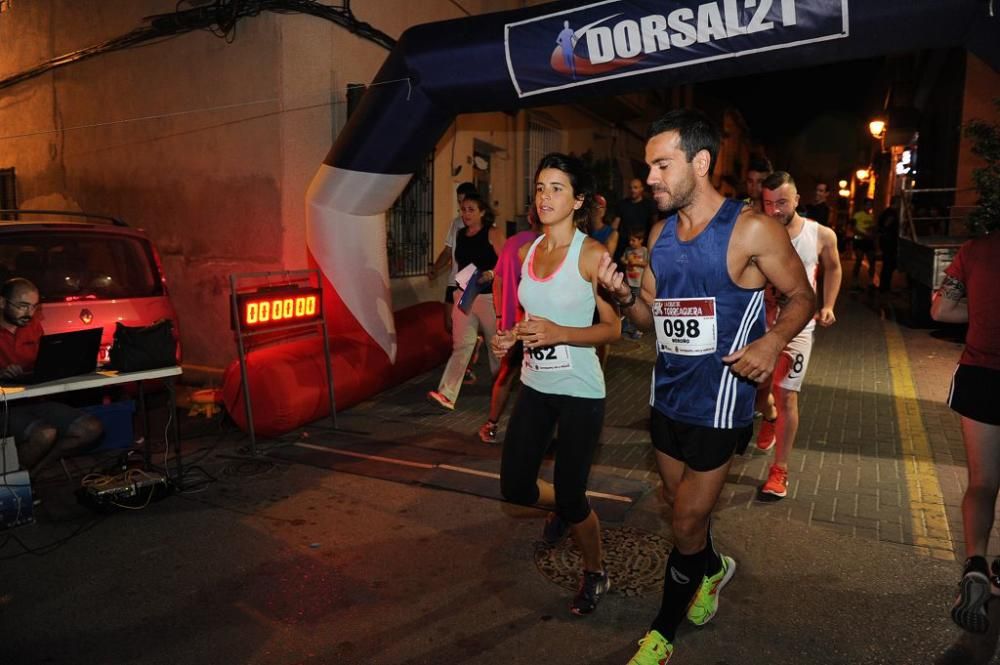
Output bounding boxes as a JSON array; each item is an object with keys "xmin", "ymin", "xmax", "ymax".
[{"xmin": 621, "ymin": 229, "xmax": 648, "ymax": 339}]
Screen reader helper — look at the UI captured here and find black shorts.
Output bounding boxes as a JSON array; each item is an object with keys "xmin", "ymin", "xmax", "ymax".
[
  {"xmin": 7, "ymin": 401, "xmax": 91, "ymax": 443},
  {"xmin": 949, "ymin": 364, "xmax": 1000, "ymax": 426},
  {"xmin": 444, "ymin": 285, "xmax": 458, "ymax": 304},
  {"xmin": 650, "ymin": 407, "xmax": 752, "ymax": 472}
]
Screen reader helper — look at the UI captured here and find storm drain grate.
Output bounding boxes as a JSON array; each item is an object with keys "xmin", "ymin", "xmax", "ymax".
[{"xmin": 534, "ymin": 526, "xmax": 671, "ymax": 596}]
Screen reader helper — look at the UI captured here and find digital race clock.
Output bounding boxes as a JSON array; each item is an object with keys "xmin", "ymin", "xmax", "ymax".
[{"xmin": 234, "ymin": 286, "xmax": 322, "ymax": 330}]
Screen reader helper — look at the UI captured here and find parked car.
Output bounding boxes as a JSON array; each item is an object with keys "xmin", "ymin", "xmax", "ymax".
[{"xmin": 0, "ymin": 210, "xmax": 181, "ymax": 365}]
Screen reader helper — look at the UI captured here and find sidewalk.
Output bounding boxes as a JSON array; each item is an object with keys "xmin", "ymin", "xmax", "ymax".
[{"xmin": 2, "ymin": 270, "xmax": 990, "ymax": 665}]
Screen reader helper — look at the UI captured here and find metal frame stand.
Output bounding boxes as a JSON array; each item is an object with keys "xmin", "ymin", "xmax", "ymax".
[{"xmin": 229, "ymin": 269, "xmax": 337, "ymax": 456}]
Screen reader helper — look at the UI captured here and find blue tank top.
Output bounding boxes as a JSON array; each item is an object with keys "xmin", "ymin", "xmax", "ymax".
[
  {"xmin": 518, "ymin": 229, "xmax": 604, "ymax": 399},
  {"xmin": 590, "ymin": 225, "xmax": 614, "ymax": 246},
  {"xmin": 650, "ymin": 198, "xmax": 765, "ymax": 428}
]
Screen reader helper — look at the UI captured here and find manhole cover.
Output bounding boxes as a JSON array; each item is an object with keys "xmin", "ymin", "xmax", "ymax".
[{"xmin": 534, "ymin": 526, "xmax": 671, "ymax": 596}]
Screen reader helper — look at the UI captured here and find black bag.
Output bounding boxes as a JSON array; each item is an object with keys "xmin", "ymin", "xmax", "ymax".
[{"xmin": 107, "ymin": 320, "xmax": 176, "ymax": 372}]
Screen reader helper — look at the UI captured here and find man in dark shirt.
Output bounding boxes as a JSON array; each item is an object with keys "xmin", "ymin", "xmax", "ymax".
[
  {"xmin": 0, "ymin": 278, "xmax": 102, "ymax": 475},
  {"xmin": 612, "ymin": 178, "xmax": 657, "ymax": 264},
  {"xmin": 803, "ymin": 182, "xmax": 832, "ymax": 227}
]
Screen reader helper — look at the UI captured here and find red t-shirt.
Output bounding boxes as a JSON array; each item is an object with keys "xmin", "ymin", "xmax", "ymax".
[
  {"xmin": 945, "ymin": 234, "xmax": 1000, "ymax": 370},
  {"xmin": 0, "ymin": 315, "xmax": 44, "ymax": 371}
]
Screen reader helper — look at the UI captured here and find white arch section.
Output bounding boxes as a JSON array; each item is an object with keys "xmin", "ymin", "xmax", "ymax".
[{"xmin": 306, "ymin": 164, "xmax": 413, "ymax": 362}]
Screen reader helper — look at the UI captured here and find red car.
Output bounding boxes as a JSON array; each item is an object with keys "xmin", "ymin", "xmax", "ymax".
[{"xmin": 0, "ymin": 210, "xmax": 181, "ymax": 364}]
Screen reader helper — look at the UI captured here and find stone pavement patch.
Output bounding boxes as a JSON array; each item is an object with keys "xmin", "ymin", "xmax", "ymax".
[{"xmin": 535, "ymin": 525, "xmax": 670, "ymax": 596}]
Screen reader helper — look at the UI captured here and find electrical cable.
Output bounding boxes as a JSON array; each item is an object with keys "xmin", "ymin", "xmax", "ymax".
[
  {"xmin": 0, "ymin": 0, "xmax": 397, "ymax": 93},
  {"xmin": 0, "ymin": 515, "xmax": 107, "ymax": 560}
]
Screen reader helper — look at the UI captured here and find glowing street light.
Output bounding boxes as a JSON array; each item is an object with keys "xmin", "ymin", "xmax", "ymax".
[
  {"xmin": 838, "ymin": 188, "xmax": 851, "ymax": 198},
  {"xmin": 838, "ymin": 179, "xmax": 849, "ymax": 189},
  {"xmin": 868, "ymin": 118, "xmax": 887, "ymax": 140},
  {"xmin": 856, "ymin": 168, "xmax": 871, "ymax": 181}
]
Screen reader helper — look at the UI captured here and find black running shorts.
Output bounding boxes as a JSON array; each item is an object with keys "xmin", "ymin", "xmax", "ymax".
[
  {"xmin": 949, "ymin": 364, "xmax": 1000, "ymax": 426},
  {"xmin": 650, "ymin": 407, "xmax": 752, "ymax": 472}
]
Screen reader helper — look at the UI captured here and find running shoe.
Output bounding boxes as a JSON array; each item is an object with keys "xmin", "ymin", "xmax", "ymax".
[
  {"xmin": 542, "ymin": 512, "xmax": 569, "ymax": 545},
  {"xmin": 756, "ymin": 417, "xmax": 776, "ymax": 451},
  {"xmin": 952, "ymin": 567, "xmax": 991, "ymax": 633},
  {"xmin": 757, "ymin": 465, "xmax": 788, "ymax": 501},
  {"xmin": 627, "ymin": 630, "xmax": 674, "ymax": 665},
  {"xmin": 478, "ymin": 420, "xmax": 497, "ymax": 444},
  {"xmin": 686, "ymin": 554, "xmax": 736, "ymax": 626},
  {"xmin": 570, "ymin": 569, "xmax": 610, "ymax": 616},
  {"xmin": 427, "ymin": 391, "xmax": 455, "ymax": 411}
]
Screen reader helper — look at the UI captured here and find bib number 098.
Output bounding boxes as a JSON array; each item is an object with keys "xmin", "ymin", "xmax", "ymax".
[{"xmin": 662, "ymin": 318, "xmax": 701, "ymax": 338}]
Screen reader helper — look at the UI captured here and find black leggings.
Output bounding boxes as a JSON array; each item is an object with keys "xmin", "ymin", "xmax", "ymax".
[{"xmin": 500, "ymin": 385, "xmax": 605, "ymax": 524}]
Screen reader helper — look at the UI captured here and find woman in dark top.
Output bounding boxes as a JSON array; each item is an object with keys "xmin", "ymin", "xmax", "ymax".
[{"xmin": 428, "ymin": 193, "xmax": 505, "ymax": 410}]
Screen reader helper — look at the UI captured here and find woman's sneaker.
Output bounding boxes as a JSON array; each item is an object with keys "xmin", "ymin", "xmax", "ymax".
[
  {"xmin": 570, "ymin": 569, "xmax": 610, "ymax": 616},
  {"xmin": 427, "ymin": 391, "xmax": 455, "ymax": 411},
  {"xmin": 952, "ymin": 558, "xmax": 992, "ymax": 633}
]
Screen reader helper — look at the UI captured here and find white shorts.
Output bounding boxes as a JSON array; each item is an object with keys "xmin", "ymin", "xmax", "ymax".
[{"xmin": 777, "ymin": 329, "xmax": 814, "ymax": 392}]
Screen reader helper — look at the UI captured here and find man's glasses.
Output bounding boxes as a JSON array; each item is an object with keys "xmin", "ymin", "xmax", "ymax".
[{"xmin": 8, "ymin": 301, "xmax": 39, "ymax": 312}]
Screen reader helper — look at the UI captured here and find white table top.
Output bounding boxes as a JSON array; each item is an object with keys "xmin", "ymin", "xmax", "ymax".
[{"xmin": 0, "ymin": 366, "xmax": 182, "ymax": 401}]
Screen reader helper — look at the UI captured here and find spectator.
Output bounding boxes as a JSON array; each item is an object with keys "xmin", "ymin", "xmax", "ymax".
[
  {"xmin": 611, "ymin": 178, "xmax": 657, "ymax": 266},
  {"xmin": 743, "ymin": 154, "xmax": 773, "ymax": 214},
  {"xmin": 850, "ymin": 198, "xmax": 877, "ymax": 289},
  {"xmin": 877, "ymin": 197, "xmax": 901, "ymax": 293}
]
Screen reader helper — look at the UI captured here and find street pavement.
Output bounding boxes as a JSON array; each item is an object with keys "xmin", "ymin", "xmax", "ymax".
[{"xmin": 3, "ymin": 265, "xmax": 997, "ymax": 665}]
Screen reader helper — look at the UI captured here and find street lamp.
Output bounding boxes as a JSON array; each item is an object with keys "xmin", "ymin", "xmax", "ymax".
[
  {"xmin": 868, "ymin": 118, "xmax": 887, "ymax": 140},
  {"xmin": 856, "ymin": 168, "xmax": 870, "ymax": 181}
]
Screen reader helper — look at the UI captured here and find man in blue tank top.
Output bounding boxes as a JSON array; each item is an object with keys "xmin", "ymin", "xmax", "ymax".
[{"xmin": 598, "ymin": 110, "xmax": 815, "ymax": 665}]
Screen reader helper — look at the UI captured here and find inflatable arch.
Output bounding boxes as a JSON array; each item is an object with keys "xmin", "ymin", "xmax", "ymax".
[{"xmin": 224, "ymin": 0, "xmax": 998, "ymax": 435}]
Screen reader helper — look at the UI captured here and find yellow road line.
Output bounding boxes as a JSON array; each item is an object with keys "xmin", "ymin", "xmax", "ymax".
[{"xmin": 882, "ymin": 320, "xmax": 955, "ymax": 560}]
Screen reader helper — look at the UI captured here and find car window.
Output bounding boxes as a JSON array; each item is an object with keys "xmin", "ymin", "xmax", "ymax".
[{"xmin": 0, "ymin": 231, "xmax": 162, "ymax": 302}]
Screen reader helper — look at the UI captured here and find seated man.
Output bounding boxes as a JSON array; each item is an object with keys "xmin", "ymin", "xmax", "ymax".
[{"xmin": 0, "ymin": 277, "xmax": 102, "ymax": 475}]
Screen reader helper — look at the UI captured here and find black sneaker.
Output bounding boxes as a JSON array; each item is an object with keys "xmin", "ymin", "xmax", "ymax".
[
  {"xmin": 542, "ymin": 512, "xmax": 569, "ymax": 545},
  {"xmin": 571, "ymin": 569, "xmax": 610, "ymax": 616},
  {"xmin": 952, "ymin": 564, "xmax": 991, "ymax": 633}
]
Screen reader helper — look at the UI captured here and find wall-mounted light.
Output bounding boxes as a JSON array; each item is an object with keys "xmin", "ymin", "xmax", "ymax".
[
  {"xmin": 838, "ymin": 188, "xmax": 851, "ymax": 198},
  {"xmin": 856, "ymin": 168, "xmax": 870, "ymax": 181},
  {"xmin": 868, "ymin": 118, "xmax": 887, "ymax": 140},
  {"xmin": 838, "ymin": 179, "xmax": 849, "ymax": 189}
]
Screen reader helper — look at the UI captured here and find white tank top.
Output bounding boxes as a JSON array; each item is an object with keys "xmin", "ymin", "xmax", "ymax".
[{"xmin": 791, "ymin": 218, "xmax": 820, "ymax": 333}]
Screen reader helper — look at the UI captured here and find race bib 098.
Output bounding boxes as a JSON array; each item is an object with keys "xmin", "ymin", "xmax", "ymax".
[{"xmin": 653, "ymin": 297, "xmax": 717, "ymax": 356}]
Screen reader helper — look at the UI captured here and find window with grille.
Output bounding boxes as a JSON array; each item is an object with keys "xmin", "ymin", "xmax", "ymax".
[
  {"xmin": 386, "ymin": 156, "xmax": 433, "ymax": 278},
  {"xmin": 524, "ymin": 114, "xmax": 563, "ymax": 208}
]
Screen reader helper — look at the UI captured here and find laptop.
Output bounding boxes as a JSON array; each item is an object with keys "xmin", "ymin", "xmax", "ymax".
[{"xmin": 5, "ymin": 327, "xmax": 103, "ymax": 385}]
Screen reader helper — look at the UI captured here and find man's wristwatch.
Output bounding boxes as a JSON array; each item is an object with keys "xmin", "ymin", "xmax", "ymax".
[{"xmin": 617, "ymin": 289, "xmax": 637, "ymax": 308}]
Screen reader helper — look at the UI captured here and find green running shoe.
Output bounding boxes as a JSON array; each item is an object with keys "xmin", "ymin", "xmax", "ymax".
[
  {"xmin": 626, "ymin": 630, "xmax": 673, "ymax": 665},
  {"xmin": 686, "ymin": 554, "xmax": 737, "ymax": 626}
]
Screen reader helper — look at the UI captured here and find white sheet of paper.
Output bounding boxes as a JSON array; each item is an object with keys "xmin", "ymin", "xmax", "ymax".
[{"xmin": 454, "ymin": 263, "xmax": 478, "ymax": 290}]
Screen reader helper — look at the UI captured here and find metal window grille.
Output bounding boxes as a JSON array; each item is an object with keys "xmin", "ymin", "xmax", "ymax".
[
  {"xmin": 525, "ymin": 115, "xmax": 562, "ymax": 207},
  {"xmin": 0, "ymin": 168, "xmax": 15, "ymax": 220},
  {"xmin": 386, "ymin": 156, "xmax": 433, "ymax": 278}
]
